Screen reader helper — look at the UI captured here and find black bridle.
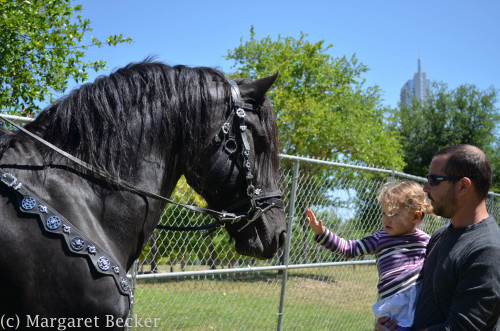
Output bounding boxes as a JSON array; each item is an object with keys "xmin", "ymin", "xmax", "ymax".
[
  {"xmin": 157, "ymin": 80, "xmax": 283, "ymax": 233},
  {"xmin": 0, "ymin": 80, "xmax": 283, "ymax": 233}
]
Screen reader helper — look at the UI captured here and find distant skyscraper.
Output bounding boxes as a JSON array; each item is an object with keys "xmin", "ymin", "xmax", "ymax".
[{"xmin": 400, "ymin": 58, "xmax": 430, "ymax": 106}]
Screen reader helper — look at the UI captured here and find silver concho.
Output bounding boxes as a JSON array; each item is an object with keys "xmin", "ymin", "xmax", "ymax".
[
  {"xmin": 97, "ymin": 256, "xmax": 110, "ymax": 271},
  {"xmin": 113, "ymin": 266, "xmax": 120, "ymax": 274},
  {"xmin": 21, "ymin": 196, "xmax": 36, "ymax": 210},
  {"xmin": 70, "ymin": 237, "xmax": 85, "ymax": 251},
  {"xmin": 46, "ymin": 216, "xmax": 61, "ymax": 230},
  {"xmin": 120, "ymin": 277, "xmax": 130, "ymax": 292},
  {"xmin": 39, "ymin": 205, "xmax": 48, "ymax": 213}
]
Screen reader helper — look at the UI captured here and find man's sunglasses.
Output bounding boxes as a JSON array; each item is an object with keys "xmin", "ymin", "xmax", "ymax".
[{"xmin": 426, "ymin": 174, "xmax": 468, "ymax": 186}]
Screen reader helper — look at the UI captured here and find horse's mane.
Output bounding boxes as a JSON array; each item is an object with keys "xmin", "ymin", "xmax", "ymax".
[
  {"xmin": 21, "ymin": 60, "xmax": 233, "ymax": 178},
  {"xmin": 11, "ymin": 60, "xmax": 279, "ymax": 182}
]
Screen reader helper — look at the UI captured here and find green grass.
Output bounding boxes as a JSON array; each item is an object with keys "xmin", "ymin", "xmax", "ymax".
[{"xmin": 131, "ymin": 264, "xmax": 378, "ymax": 330}]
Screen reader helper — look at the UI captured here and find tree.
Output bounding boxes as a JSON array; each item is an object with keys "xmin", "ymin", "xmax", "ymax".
[
  {"xmin": 225, "ymin": 27, "xmax": 404, "ymax": 170},
  {"xmin": 0, "ymin": 0, "xmax": 132, "ymax": 115},
  {"xmin": 397, "ymin": 82, "xmax": 500, "ymax": 188}
]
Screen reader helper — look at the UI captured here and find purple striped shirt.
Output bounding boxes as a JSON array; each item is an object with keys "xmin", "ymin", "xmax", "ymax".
[{"xmin": 315, "ymin": 228, "xmax": 430, "ymax": 300}]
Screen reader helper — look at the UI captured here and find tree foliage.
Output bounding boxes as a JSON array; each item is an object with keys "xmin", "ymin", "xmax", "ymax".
[
  {"xmin": 397, "ymin": 82, "xmax": 500, "ymax": 191},
  {"xmin": 0, "ymin": 0, "xmax": 132, "ymax": 115},
  {"xmin": 225, "ymin": 27, "xmax": 404, "ymax": 170}
]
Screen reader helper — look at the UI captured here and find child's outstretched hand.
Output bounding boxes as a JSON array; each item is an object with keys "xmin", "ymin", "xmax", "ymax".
[{"xmin": 306, "ymin": 209, "xmax": 325, "ymax": 235}]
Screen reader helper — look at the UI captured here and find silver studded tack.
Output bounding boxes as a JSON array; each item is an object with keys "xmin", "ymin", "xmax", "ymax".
[
  {"xmin": 70, "ymin": 237, "xmax": 85, "ymax": 251},
  {"xmin": 97, "ymin": 256, "xmax": 110, "ymax": 271},
  {"xmin": 87, "ymin": 246, "xmax": 97, "ymax": 255},
  {"xmin": 62, "ymin": 224, "xmax": 71, "ymax": 234},
  {"xmin": 46, "ymin": 216, "xmax": 61, "ymax": 230},
  {"xmin": 236, "ymin": 108, "xmax": 246, "ymax": 118},
  {"xmin": 21, "ymin": 196, "xmax": 36, "ymax": 210},
  {"xmin": 120, "ymin": 277, "xmax": 130, "ymax": 292},
  {"xmin": 1, "ymin": 173, "xmax": 17, "ymax": 187}
]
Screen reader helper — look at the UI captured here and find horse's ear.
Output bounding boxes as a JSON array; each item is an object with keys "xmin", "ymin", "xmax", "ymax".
[
  {"xmin": 240, "ymin": 72, "xmax": 279, "ymax": 102},
  {"xmin": 252, "ymin": 71, "xmax": 279, "ymax": 96}
]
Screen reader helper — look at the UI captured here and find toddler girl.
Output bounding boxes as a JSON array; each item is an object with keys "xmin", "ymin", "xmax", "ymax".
[{"xmin": 307, "ymin": 181, "xmax": 432, "ymax": 330}]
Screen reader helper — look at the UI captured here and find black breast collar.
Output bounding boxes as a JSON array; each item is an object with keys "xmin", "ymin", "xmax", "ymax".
[{"xmin": 0, "ymin": 170, "xmax": 132, "ymax": 301}]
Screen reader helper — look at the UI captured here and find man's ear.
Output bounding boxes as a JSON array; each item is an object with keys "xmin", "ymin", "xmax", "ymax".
[{"xmin": 456, "ymin": 177, "xmax": 473, "ymax": 196}]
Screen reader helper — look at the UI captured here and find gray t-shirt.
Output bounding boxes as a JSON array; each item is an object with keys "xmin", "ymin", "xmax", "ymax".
[{"xmin": 413, "ymin": 216, "xmax": 500, "ymax": 330}]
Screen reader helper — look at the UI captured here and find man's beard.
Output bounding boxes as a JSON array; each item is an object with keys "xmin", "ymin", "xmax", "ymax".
[{"xmin": 431, "ymin": 185, "xmax": 458, "ymax": 219}]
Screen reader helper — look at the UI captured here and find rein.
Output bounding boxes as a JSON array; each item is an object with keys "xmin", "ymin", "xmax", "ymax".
[{"xmin": 0, "ymin": 80, "xmax": 283, "ymax": 233}]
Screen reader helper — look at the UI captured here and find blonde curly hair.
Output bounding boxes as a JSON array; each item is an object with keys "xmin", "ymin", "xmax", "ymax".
[{"xmin": 377, "ymin": 181, "xmax": 433, "ymax": 216}]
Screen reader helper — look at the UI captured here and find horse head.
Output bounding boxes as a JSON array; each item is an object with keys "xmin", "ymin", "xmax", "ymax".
[{"xmin": 184, "ymin": 73, "xmax": 286, "ymax": 259}]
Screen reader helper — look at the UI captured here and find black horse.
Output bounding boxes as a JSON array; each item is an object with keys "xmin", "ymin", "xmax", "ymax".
[{"xmin": 0, "ymin": 61, "xmax": 286, "ymax": 329}]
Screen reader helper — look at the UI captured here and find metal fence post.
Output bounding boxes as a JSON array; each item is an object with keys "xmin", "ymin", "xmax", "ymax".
[{"xmin": 277, "ymin": 160, "xmax": 300, "ymax": 331}]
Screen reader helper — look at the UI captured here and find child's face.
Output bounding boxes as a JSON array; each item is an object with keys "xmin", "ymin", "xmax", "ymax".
[{"xmin": 381, "ymin": 203, "xmax": 418, "ymax": 236}]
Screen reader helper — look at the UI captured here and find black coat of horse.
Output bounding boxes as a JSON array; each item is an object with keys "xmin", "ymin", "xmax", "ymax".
[{"xmin": 0, "ymin": 61, "xmax": 286, "ymax": 329}]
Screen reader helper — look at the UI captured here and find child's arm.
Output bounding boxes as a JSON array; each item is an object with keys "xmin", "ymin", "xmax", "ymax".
[{"xmin": 307, "ymin": 208, "xmax": 377, "ymax": 258}]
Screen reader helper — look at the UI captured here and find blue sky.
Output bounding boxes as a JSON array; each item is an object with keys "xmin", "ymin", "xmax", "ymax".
[{"xmin": 66, "ymin": 0, "xmax": 500, "ymax": 109}]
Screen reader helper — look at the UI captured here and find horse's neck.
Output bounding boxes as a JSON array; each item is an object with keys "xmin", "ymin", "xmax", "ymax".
[{"xmin": 1, "ymin": 138, "xmax": 181, "ymax": 270}]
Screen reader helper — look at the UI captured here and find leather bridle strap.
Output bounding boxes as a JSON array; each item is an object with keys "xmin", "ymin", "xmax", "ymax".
[{"xmin": 223, "ymin": 190, "xmax": 284, "ymax": 213}]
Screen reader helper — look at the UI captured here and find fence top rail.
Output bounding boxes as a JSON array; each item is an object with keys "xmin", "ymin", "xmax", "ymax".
[
  {"xmin": 278, "ymin": 154, "xmax": 425, "ymax": 181},
  {"xmin": 0, "ymin": 114, "xmax": 35, "ymax": 124},
  {"xmin": 278, "ymin": 154, "xmax": 500, "ymax": 197}
]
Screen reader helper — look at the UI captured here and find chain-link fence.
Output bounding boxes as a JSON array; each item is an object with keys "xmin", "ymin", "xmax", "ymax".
[{"xmin": 130, "ymin": 154, "xmax": 500, "ymax": 331}]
